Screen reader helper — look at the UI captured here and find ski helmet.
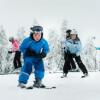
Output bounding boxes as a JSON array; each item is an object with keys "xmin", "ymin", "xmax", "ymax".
[
  {"xmin": 30, "ymin": 26, "xmax": 43, "ymax": 33},
  {"xmin": 9, "ymin": 37, "xmax": 14, "ymax": 42},
  {"xmin": 70, "ymin": 29, "xmax": 78, "ymax": 35},
  {"xmin": 66, "ymin": 29, "xmax": 71, "ymax": 34}
]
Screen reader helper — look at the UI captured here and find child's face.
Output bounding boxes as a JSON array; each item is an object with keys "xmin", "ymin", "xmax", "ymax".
[
  {"xmin": 33, "ymin": 33, "xmax": 42, "ymax": 41},
  {"xmin": 70, "ymin": 34, "xmax": 77, "ymax": 40}
]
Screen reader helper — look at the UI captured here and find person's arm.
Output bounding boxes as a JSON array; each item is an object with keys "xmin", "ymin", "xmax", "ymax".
[
  {"xmin": 20, "ymin": 38, "xmax": 31, "ymax": 53},
  {"xmin": 76, "ymin": 41, "xmax": 82, "ymax": 56},
  {"xmin": 12, "ymin": 40, "xmax": 19, "ymax": 52},
  {"xmin": 64, "ymin": 40, "xmax": 72, "ymax": 53},
  {"xmin": 39, "ymin": 40, "xmax": 49, "ymax": 58}
]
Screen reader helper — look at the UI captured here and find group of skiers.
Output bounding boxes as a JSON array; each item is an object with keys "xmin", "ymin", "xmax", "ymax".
[{"xmin": 8, "ymin": 25, "xmax": 88, "ymax": 88}]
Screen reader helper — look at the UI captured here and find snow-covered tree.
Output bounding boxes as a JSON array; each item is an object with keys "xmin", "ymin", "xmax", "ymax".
[
  {"xmin": 46, "ymin": 20, "xmax": 68, "ymax": 72},
  {"xmin": 60, "ymin": 20, "xmax": 68, "ymax": 38},
  {"xmin": 0, "ymin": 25, "xmax": 8, "ymax": 45},
  {"xmin": 82, "ymin": 36, "xmax": 98, "ymax": 71},
  {"xmin": 0, "ymin": 25, "xmax": 14, "ymax": 74},
  {"xmin": 16, "ymin": 27, "xmax": 26, "ymax": 43},
  {"xmin": 46, "ymin": 29, "xmax": 62, "ymax": 72},
  {"xmin": 58, "ymin": 20, "xmax": 68, "ymax": 71}
]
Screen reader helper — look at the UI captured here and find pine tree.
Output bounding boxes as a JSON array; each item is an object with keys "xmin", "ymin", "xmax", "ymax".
[
  {"xmin": 47, "ymin": 29, "xmax": 61, "ymax": 72},
  {"xmin": 58, "ymin": 20, "xmax": 68, "ymax": 71},
  {"xmin": 82, "ymin": 36, "xmax": 98, "ymax": 71},
  {"xmin": 47, "ymin": 20, "xmax": 68, "ymax": 72},
  {"xmin": 0, "ymin": 25, "xmax": 14, "ymax": 74},
  {"xmin": 60, "ymin": 20, "xmax": 68, "ymax": 37},
  {"xmin": 16, "ymin": 27, "xmax": 26, "ymax": 43}
]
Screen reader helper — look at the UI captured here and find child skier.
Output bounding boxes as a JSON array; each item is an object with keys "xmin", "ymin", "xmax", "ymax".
[
  {"xmin": 18, "ymin": 26, "xmax": 49, "ymax": 88},
  {"xmin": 62, "ymin": 29, "xmax": 88, "ymax": 78},
  {"xmin": 61, "ymin": 29, "xmax": 77, "ymax": 78},
  {"xmin": 65, "ymin": 30, "xmax": 77, "ymax": 70},
  {"xmin": 8, "ymin": 37, "xmax": 22, "ymax": 69}
]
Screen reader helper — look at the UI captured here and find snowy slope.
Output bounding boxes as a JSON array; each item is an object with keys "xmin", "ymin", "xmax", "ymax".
[{"xmin": 0, "ymin": 72, "xmax": 100, "ymax": 100}]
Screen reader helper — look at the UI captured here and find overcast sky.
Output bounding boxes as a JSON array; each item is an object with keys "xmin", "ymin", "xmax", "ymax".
[{"xmin": 0, "ymin": 0, "xmax": 100, "ymax": 46}]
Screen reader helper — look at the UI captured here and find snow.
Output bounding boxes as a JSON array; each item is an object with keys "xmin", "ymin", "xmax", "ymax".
[{"xmin": 0, "ymin": 72, "xmax": 100, "ymax": 100}]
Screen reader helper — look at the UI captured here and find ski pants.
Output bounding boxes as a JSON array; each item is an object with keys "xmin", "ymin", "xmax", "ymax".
[
  {"xmin": 18, "ymin": 57, "xmax": 44, "ymax": 84},
  {"xmin": 63, "ymin": 53, "xmax": 88, "ymax": 74},
  {"xmin": 64, "ymin": 52, "xmax": 76, "ymax": 69},
  {"xmin": 13, "ymin": 51, "xmax": 22, "ymax": 69}
]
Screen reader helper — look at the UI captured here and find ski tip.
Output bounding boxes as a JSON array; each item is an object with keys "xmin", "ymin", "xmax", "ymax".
[
  {"xmin": 52, "ymin": 86, "xmax": 56, "ymax": 88},
  {"xmin": 26, "ymin": 86, "xmax": 33, "ymax": 89},
  {"xmin": 45, "ymin": 86, "xmax": 56, "ymax": 89}
]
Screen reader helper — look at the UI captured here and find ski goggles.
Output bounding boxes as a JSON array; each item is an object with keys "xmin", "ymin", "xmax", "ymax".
[{"xmin": 33, "ymin": 31, "xmax": 42, "ymax": 34}]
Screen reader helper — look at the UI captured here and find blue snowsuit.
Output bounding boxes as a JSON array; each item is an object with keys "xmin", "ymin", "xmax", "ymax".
[{"xmin": 18, "ymin": 35, "xmax": 49, "ymax": 84}]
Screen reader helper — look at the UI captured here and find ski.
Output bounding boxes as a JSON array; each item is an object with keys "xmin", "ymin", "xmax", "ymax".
[
  {"xmin": 61, "ymin": 75, "xmax": 67, "ymax": 78},
  {"xmin": 61, "ymin": 76, "xmax": 67, "ymax": 78},
  {"xmin": 26, "ymin": 85, "xmax": 56, "ymax": 90},
  {"xmin": 81, "ymin": 73, "xmax": 88, "ymax": 78},
  {"xmin": 81, "ymin": 75, "xmax": 88, "ymax": 78}
]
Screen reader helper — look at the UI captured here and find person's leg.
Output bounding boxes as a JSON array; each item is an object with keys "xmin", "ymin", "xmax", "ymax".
[
  {"xmin": 18, "ymin": 57, "xmax": 33, "ymax": 84},
  {"xmin": 75, "ymin": 56, "xmax": 88, "ymax": 74},
  {"xmin": 34, "ymin": 59, "xmax": 44, "ymax": 80},
  {"xmin": 33, "ymin": 59, "xmax": 45, "ymax": 87},
  {"xmin": 70, "ymin": 58, "xmax": 76, "ymax": 69},
  {"xmin": 16, "ymin": 51, "xmax": 22, "ymax": 68},
  {"xmin": 62, "ymin": 53, "xmax": 72, "ymax": 76},
  {"xmin": 13, "ymin": 52, "xmax": 18, "ymax": 69}
]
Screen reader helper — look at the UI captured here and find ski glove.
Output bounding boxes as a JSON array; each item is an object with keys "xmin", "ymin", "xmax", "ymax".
[
  {"xmin": 25, "ymin": 48, "xmax": 37, "ymax": 57},
  {"xmin": 40, "ymin": 52, "xmax": 46, "ymax": 58},
  {"xmin": 8, "ymin": 51, "xmax": 13, "ymax": 53},
  {"xmin": 25, "ymin": 48, "xmax": 46, "ymax": 58}
]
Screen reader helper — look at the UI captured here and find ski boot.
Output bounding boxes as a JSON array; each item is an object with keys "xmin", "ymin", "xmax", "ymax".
[
  {"xmin": 17, "ymin": 83, "xmax": 26, "ymax": 88},
  {"xmin": 61, "ymin": 73, "xmax": 67, "ymax": 78},
  {"xmin": 33, "ymin": 79, "xmax": 46, "ymax": 88},
  {"xmin": 81, "ymin": 73, "xmax": 88, "ymax": 78}
]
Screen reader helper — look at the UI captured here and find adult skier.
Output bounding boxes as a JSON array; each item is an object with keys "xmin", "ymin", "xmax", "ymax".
[{"xmin": 65, "ymin": 30, "xmax": 77, "ymax": 70}]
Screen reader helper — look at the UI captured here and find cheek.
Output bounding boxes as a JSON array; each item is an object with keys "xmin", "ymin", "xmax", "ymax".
[
  {"xmin": 72, "ymin": 35, "xmax": 76, "ymax": 38},
  {"xmin": 34, "ymin": 35, "xmax": 41, "ymax": 40},
  {"xmin": 74, "ymin": 36, "xmax": 76, "ymax": 38},
  {"xmin": 38, "ymin": 35, "xmax": 41, "ymax": 38},
  {"xmin": 71, "ymin": 36, "xmax": 75, "ymax": 39}
]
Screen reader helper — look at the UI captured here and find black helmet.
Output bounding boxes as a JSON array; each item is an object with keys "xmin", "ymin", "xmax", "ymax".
[
  {"xmin": 9, "ymin": 37, "xmax": 14, "ymax": 42},
  {"xmin": 30, "ymin": 26, "xmax": 43, "ymax": 32},
  {"xmin": 66, "ymin": 29, "xmax": 71, "ymax": 34}
]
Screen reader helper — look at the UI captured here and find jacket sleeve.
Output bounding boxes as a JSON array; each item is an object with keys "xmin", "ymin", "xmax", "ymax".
[
  {"xmin": 76, "ymin": 41, "xmax": 82, "ymax": 56},
  {"xmin": 41, "ymin": 40, "xmax": 50, "ymax": 55},
  {"xmin": 11, "ymin": 40, "xmax": 19, "ymax": 52},
  {"xmin": 20, "ymin": 38, "xmax": 31, "ymax": 53},
  {"xmin": 64, "ymin": 40, "xmax": 71, "ymax": 53}
]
